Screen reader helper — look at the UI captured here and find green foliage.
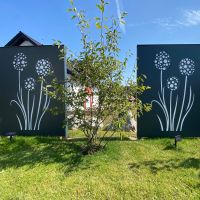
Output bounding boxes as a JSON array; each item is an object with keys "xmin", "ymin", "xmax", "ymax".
[{"xmin": 49, "ymin": 0, "xmax": 151, "ymax": 153}]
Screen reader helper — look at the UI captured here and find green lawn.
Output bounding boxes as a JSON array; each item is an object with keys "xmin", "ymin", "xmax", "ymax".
[{"xmin": 0, "ymin": 135, "xmax": 199, "ymax": 200}]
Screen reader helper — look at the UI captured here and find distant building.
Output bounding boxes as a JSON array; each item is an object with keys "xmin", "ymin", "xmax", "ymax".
[{"xmin": 5, "ymin": 31, "xmax": 43, "ymax": 47}]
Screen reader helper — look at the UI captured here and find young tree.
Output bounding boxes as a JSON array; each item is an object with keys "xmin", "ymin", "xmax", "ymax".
[{"xmin": 50, "ymin": 0, "xmax": 150, "ymax": 154}]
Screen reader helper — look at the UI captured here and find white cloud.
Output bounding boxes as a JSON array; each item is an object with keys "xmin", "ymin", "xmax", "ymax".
[
  {"xmin": 177, "ymin": 10, "xmax": 200, "ymax": 26},
  {"xmin": 115, "ymin": 0, "xmax": 126, "ymax": 34},
  {"xmin": 127, "ymin": 22, "xmax": 147, "ymax": 27},
  {"xmin": 152, "ymin": 18, "xmax": 177, "ymax": 30},
  {"xmin": 153, "ymin": 9, "xmax": 200, "ymax": 30}
]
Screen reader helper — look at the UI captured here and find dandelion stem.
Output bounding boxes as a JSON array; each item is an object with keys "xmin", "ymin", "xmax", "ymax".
[
  {"xmin": 27, "ymin": 90, "xmax": 29, "ymax": 130},
  {"xmin": 172, "ymin": 95, "xmax": 178, "ymax": 131},
  {"xmin": 157, "ymin": 114, "xmax": 163, "ymax": 131},
  {"xmin": 18, "ymin": 71, "xmax": 20, "ymax": 94},
  {"xmin": 17, "ymin": 71, "xmax": 27, "ymax": 130},
  {"xmin": 20, "ymin": 88, "xmax": 27, "ymax": 130},
  {"xmin": 158, "ymin": 91, "xmax": 169, "ymax": 131},
  {"xmin": 162, "ymin": 88, "xmax": 169, "ymax": 131},
  {"xmin": 176, "ymin": 76, "xmax": 187, "ymax": 131},
  {"xmin": 158, "ymin": 70, "xmax": 170, "ymax": 131},
  {"xmin": 38, "ymin": 97, "xmax": 50, "ymax": 130},
  {"xmin": 16, "ymin": 114, "xmax": 22, "ymax": 130},
  {"xmin": 37, "ymin": 88, "xmax": 50, "ymax": 130},
  {"xmin": 180, "ymin": 94, "xmax": 195, "ymax": 131},
  {"xmin": 30, "ymin": 95, "xmax": 35, "ymax": 130},
  {"xmin": 10, "ymin": 100, "xmax": 24, "ymax": 130},
  {"xmin": 34, "ymin": 80, "xmax": 43, "ymax": 130},
  {"xmin": 186, "ymin": 86, "xmax": 192, "ymax": 110},
  {"xmin": 169, "ymin": 90, "xmax": 172, "ymax": 131},
  {"xmin": 160, "ymin": 70, "xmax": 163, "ymax": 93}
]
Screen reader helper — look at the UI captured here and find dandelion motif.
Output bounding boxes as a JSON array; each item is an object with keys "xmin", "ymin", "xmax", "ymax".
[
  {"xmin": 13, "ymin": 52, "xmax": 27, "ymax": 71},
  {"xmin": 154, "ymin": 51, "xmax": 170, "ymax": 70},
  {"xmin": 34, "ymin": 59, "xmax": 52, "ymax": 130},
  {"xmin": 166, "ymin": 76, "xmax": 179, "ymax": 131},
  {"xmin": 179, "ymin": 58, "xmax": 195, "ymax": 76},
  {"xmin": 24, "ymin": 78, "xmax": 36, "ymax": 91},
  {"xmin": 167, "ymin": 77, "xmax": 179, "ymax": 91},
  {"xmin": 176, "ymin": 58, "xmax": 195, "ymax": 131},
  {"xmin": 35, "ymin": 59, "xmax": 51, "ymax": 77},
  {"xmin": 11, "ymin": 55, "xmax": 52, "ymax": 131},
  {"xmin": 152, "ymin": 51, "xmax": 171, "ymax": 131},
  {"xmin": 11, "ymin": 52, "xmax": 28, "ymax": 130},
  {"xmin": 24, "ymin": 77, "xmax": 36, "ymax": 130},
  {"xmin": 152, "ymin": 52, "xmax": 195, "ymax": 133}
]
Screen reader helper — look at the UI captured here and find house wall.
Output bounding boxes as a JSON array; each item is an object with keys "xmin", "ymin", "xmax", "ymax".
[{"xmin": 20, "ymin": 41, "xmax": 34, "ymax": 46}]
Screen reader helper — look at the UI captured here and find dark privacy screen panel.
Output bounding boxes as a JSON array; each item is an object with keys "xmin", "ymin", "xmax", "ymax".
[
  {"xmin": 0, "ymin": 46, "xmax": 65, "ymax": 136},
  {"xmin": 137, "ymin": 44, "xmax": 200, "ymax": 138}
]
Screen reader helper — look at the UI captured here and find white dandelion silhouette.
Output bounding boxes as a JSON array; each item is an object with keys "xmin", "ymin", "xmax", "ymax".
[
  {"xmin": 167, "ymin": 77, "xmax": 179, "ymax": 91},
  {"xmin": 11, "ymin": 54, "xmax": 53, "ymax": 131},
  {"xmin": 179, "ymin": 58, "xmax": 195, "ymax": 76},
  {"xmin": 10, "ymin": 52, "xmax": 28, "ymax": 130},
  {"xmin": 176, "ymin": 58, "xmax": 195, "ymax": 131},
  {"xmin": 152, "ymin": 51, "xmax": 171, "ymax": 131},
  {"xmin": 152, "ymin": 53, "xmax": 195, "ymax": 133},
  {"xmin": 24, "ymin": 77, "xmax": 36, "ymax": 130},
  {"xmin": 155, "ymin": 51, "xmax": 170, "ymax": 93},
  {"xmin": 34, "ymin": 59, "xmax": 52, "ymax": 130},
  {"xmin": 13, "ymin": 52, "xmax": 27, "ymax": 71},
  {"xmin": 167, "ymin": 77, "xmax": 179, "ymax": 131},
  {"xmin": 35, "ymin": 59, "xmax": 51, "ymax": 77},
  {"xmin": 25, "ymin": 77, "xmax": 36, "ymax": 91},
  {"xmin": 154, "ymin": 51, "xmax": 170, "ymax": 71}
]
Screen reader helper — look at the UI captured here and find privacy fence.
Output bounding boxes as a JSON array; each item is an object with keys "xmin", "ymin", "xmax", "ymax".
[
  {"xmin": 138, "ymin": 44, "xmax": 200, "ymax": 138},
  {"xmin": 0, "ymin": 45, "xmax": 65, "ymax": 136}
]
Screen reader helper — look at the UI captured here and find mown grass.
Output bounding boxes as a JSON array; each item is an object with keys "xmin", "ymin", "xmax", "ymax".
[{"xmin": 0, "ymin": 134, "xmax": 199, "ymax": 200}]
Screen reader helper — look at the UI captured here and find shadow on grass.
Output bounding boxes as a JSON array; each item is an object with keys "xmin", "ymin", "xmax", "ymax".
[
  {"xmin": 0, "ymin": 136, "xmax": 124, "ymax": 174},
  {"xmin": 102, "ymin": 136, "xmax": 130, "ymax": 141},
  {"xmin": 66, "ymin": 136, "xmax": 130, "ymax": 142},
  {"xmin": 128, "ymin": 158, "xmax": 200, "ymax": 174},
  {"xmin": 0, "ymin": 137, "xmax": 90, "ymax": 174},
  {"xmin": 163, "ymin": 144, "xmax": 176, "ymax": 150}
]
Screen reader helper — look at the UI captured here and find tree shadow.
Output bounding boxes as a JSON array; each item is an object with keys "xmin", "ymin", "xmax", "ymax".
[
  {"xmin": 179, "ymin": 158, "xmax": 200, "ymax": 169},
  {"xmin": 195, "ymin": 183, "xmax": 200, "ymax": 189},
  {"xmin": 66, "ymin": 136, "xmax": 130, "ymax": 142},
  {"xmin": 102, "ymin": 136, "xmax": 130, "ymax": 141},
  {"xmin": 0, "ymin": 137, "xmax": 93, "ymax": 174},
  {"xmin": 163, "ymin": 143, "xmax": 176, "ymax": 150},
  {"xmin": 128, "ymin": 158, "xmax": 200, "ymax": 174}
]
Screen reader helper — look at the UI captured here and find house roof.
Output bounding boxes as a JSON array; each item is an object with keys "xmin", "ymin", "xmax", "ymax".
[{"xmin": 5, "ymin": 31, "xmax": 43, "ymax": 47}]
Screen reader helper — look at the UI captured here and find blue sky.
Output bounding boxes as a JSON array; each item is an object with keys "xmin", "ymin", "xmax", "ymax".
[{"xmin": 1, "ymin": 0, "xmax": 200, "ymax": 79}]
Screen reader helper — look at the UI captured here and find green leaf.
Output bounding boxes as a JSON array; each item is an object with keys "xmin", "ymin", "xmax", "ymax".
[
  {"xmin": 71, "ymin": 15, "xmax": 76, "ymax": 19},
  {"xmin": 120, "ymin": 20, "xmax": 126, "ymax": 25},
  {"xmin": 96, "ymin": 4, "xmax": 104, "ymax": 12},
  {"xmin": 95, "ymin": 22, "xmax": 101, "ymax": 29},
  {"xmin": 95, "ymin": 42, "xmax": 101, "ymax": 47},
  {"xmin": 95, "ymin": 17, "xmax": 100, "ymax": 21},
  {"xmin": 113, "ymin": 19, "xmax": 117, "ymax": 26}
]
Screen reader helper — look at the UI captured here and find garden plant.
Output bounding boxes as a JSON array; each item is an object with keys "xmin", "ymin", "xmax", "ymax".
[{"xmin": 49, "ymin": 0, "xmax": 150, "ymax": 154}]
